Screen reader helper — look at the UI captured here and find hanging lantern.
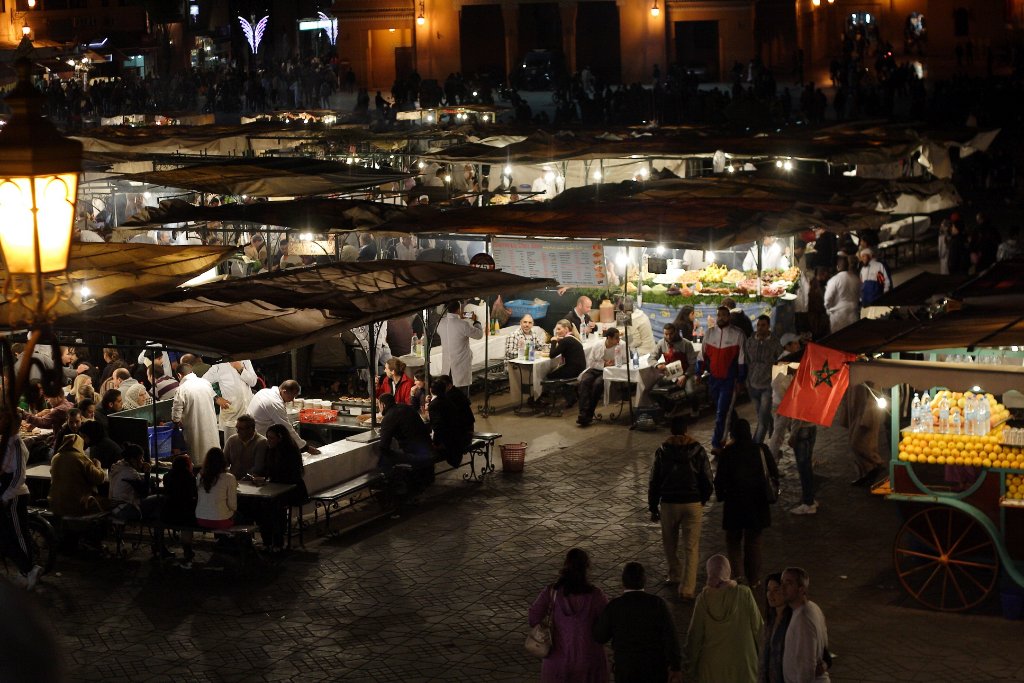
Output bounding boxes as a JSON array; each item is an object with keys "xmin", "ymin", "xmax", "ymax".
[{"xmin": 0, "ymin": 59, "xmax": 82, "ymax": 277}]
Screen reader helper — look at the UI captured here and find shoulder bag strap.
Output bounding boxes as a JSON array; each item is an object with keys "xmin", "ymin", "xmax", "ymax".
[{"xmin": 758, "ymin": 445, "xmax": 771, "ymax": 481}]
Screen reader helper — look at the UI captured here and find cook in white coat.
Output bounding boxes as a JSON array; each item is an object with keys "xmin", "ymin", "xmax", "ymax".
[
  {"xmin": 171, "ymin": 365, "xmax": 221, "ymax": 466},
  {"xmin": 436, "ymin": 300, "xmax": 483, "ymax": 391},
  {"xmin": 248, "ymin": 380, "xmax": 320, "ymax": 454},
  {"xmin": 203, "ymin": 360, "xmax": 259, "ymax": 440},
  {"xmin": 823, "ymin": 258, "xmax": 861, "ymax": 332}
]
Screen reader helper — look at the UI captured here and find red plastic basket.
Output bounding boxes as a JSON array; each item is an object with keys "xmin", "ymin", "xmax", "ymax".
[
  {"xmin": 299, "ymin": 408, "xmax": 338, "ymax": 424},
  {"xmin": 499, "ymin": 442, "xmax": 528, "ymax": 472}
]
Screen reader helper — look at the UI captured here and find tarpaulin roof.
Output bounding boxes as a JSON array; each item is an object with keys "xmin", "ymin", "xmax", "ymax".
[
  {"xmin": 850, "ymin": 358, "xmax": 1024, "ymax": 395},
  {"xmin": 872, "ymin": 272, "xmax": 970, "ymax": 306},
  {"xmin": 822, "ymin": 309, "xmax": 1024, "ymax": 354},
  {"xmin": 54, "ymin": 261, "xmax": 557, "ymax": 359},
  {"xmin": 0, "ymin": 243, "xmax": 234, "ymax": 329},
  {"xmin": 870, "ymin": 260, "xmax": 1024, "ymax": 307},
  {"xmin": 119, "ymin": 197, "xmax": 406, "ymax": 232},
  {"xmin": 951, "ymin": 258, "xmax": 1024, "ymax": 300},
  {"xmin": 378, "ymin": 177, "xmax": 891, "ymax": 249},
  {"xmin": 115, "ymin": 157, "xmax": 414, "ymax": 198},
  {"xmin": 424, "ymin": 124, "xmax": 999, "ymax": 170}
]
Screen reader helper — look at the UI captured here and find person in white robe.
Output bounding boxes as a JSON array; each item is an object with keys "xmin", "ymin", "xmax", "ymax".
[
  {"xmin": 823, "ymin": 256, "xmax": 861, "ymax": 332},
  {"xmin": 203, "ymin": 360, "xmax": 258, "ymax": 440},
  {"xmin": 171, "ymin": 365, "xmax": 221, "ymax": 466},
  {"xmin": 436, "ymin": 301, "xmax": 483, "ymax": 392}
]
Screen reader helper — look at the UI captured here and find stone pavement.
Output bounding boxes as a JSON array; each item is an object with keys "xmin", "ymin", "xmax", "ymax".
[{"xmin": 17, "ymin": 398, "xmax": 1024, "ymax": 682}]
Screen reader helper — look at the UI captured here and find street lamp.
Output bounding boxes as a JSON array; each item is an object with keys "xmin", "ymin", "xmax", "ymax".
[{"xmin": 0, "ymin": 58, "xmax": 82, "ymax": 418}]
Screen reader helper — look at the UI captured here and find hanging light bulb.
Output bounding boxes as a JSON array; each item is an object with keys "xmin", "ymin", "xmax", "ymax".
[{"xmin": 650, "ymin": 0, "xmax": 660, "ymax": 17}]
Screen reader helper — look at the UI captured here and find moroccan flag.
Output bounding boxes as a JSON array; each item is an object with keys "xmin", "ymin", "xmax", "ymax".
[{"xmin": 777, "ymin": 342, "xmax": 857, "ymax": 426}]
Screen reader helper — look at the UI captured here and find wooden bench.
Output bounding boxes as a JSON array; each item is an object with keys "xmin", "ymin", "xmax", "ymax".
[
  {"xmin": 111, "ymin": 517, "xmax": 259, "ymax": 564},
  {"xmin": 465, "ymin": 432, "xmax": 501, "ymax": 479},
  {"xmin": 310, "ymin": 471, "xmax": 386, "ymax": 532}
]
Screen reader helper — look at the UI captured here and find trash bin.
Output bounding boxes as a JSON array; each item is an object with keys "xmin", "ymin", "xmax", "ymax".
[{"xmin": 499, "ymin": 442, "xmax": 528, "ymax": 473}]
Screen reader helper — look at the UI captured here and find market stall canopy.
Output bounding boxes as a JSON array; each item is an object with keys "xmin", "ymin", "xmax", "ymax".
[
  {"xmin": 850, "ymin": 358, "xmax": 1024, "ymax": 396},
  {"xmin": 54, "ymin": 261, "xmax": 557, "ymax": 359},
  {"xmin": 119, "ymin": 197, "xmax": 406, "ymax": 232},
  {"xmin": 424, "ymin": 124, "xmax": 998, "ymax": 176},
  {"xmin": 72, "ymin": 122, "xmax": 317, "ymax": 156},
  {"xmin": 872, "ymin": 272, "xmax": 970, "ymax": 306},
  {"xmin": 951, "ymin": 258, "xmax": 1024, "ymax": 300},
  {"xmin": 378, "ymin": 178, "xmax": 890, "ymax": 248},
  {"xmin": 822, "ymin": 309, "xmax": 1024, "ymax": 354},
  {"xmin": 115, "ymin": 157, "xmax": 414, "ymax": 198},
  {"xmin": 0, "ymin": 243, "xmax": 234, "ymax": 329}
]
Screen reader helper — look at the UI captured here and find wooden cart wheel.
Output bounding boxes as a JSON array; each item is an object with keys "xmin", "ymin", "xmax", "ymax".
[{"xmin": 894, "ymin": 506, "xmax": 1000, "ymax": 612}]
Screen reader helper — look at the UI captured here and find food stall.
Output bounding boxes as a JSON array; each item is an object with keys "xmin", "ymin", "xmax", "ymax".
[{"xmin": 832, "ymin": 305, "xmax": 1024, "ymax": 613}]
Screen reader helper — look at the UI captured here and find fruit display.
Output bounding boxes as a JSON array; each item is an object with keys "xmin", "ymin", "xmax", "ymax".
[
  {"xmin": 1006, "ymin": 473, "xmax": 1024, "ymax": 501},
  {"xmin": 648, "ymin": 265, "xmax": 800, "ymax": 299},
  {"xmin": 898, "ymin": 391, "xmax": 1020, "ymax": 470}
]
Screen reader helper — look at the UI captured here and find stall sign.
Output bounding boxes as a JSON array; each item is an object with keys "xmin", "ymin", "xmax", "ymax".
[{"xmin": 492, "ymin": 239, "xmax": 605, "ymax": 287}]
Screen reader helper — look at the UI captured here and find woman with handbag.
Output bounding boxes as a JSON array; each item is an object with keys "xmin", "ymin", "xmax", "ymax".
[
  {"xmin": 713, "ymin": 419, "xmax": 779, "ymax": 588},
  {"xmin": 527, "ymin": 548, "xmax": 609, "ymax": 682}
]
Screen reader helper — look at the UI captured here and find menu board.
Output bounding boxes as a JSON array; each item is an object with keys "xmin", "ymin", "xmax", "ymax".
[{"xmin": 491, "ymin": 239, "xmax": 605, "ymax": 287}]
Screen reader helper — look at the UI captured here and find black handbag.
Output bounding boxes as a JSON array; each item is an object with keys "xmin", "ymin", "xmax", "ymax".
[{"xmin": 759, "ymin": 446, "xmax": 780, "ymax": 504}]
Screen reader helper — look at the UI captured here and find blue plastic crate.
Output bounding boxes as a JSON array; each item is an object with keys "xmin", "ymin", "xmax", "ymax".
[
  {"xmin": 505, "ymin": 299, "xmax": 549, "ymax": 320},
  {"xmin": 148, "ymin": 425, "xmax": 175, "ymax": 460}
]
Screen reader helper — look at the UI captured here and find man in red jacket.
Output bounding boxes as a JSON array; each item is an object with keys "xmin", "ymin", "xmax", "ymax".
[{"xmin": 700, "ymin": 306, "xmax": 747, "ymax": 454}]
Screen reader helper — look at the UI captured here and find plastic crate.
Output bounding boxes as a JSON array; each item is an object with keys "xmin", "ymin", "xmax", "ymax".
[
  {"xmin": 505, "ymin": 299, "xmax": 549, "ymax": 320},
  {"xmin": 147, "ymin": 425, "xmax": 175, "ymax": 460},
  {"xmin": 299, "ymin": 408, "xmax": 338, "ymax": 424}
]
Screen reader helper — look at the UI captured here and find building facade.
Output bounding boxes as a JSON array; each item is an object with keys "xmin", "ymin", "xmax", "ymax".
[{"xmin": 330, "ymin": 0, "xmax": 1023, "ymax": 90}]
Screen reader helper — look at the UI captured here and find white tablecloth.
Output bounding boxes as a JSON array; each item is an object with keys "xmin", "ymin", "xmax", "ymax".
[
  {"xmin": 302, "ymin": 438, "xmax": 377, "ymax": 494},
  {"xmin": 603, "ymin": 358, "xmax": 663, "ymax": 407},
  {"xmin": 399, "ymin": 335, "xmax": 508, "ymax": 377},
  {"xmin": 508, "ymin": 337, "xmax": 604, "ymax": 400}
]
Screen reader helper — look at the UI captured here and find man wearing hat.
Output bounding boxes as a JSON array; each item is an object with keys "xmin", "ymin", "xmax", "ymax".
[{"xmin": 857, "ymin": 247, "xmax": 891, "ymax": 306}]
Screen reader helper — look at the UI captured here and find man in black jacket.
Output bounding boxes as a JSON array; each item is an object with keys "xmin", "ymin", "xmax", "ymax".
[
  {"xmin": 376, "ymin": 394, "xmax": 432, "ymax": 473},
  {"xmin": 593, "ymin": 562, "xmax": 682, "ymax": 683},
  {"xmin": 648, "ymin": 417, "xmax": 713, "ymax": 600},
  {"xmin": 427, "ymin": 377, "xmax": 474, "ymax": 467}
]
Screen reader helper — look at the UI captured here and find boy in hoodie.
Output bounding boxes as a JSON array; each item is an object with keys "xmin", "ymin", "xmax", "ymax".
[
  {"xmin": 108, "ymin": 444, "xmax": 152, "ymax": 521},
  {"xmin": 648, "ymin": 417, "xmax": 714, "ymax": 600}
]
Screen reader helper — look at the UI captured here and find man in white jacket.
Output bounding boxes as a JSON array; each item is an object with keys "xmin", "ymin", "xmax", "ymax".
[
  {"xmin": 248, "ymin": 380, "xmax": 320, "ymax": 455},
  {"xmin": 782, "ymin": 567, "xmax": 830, "ymax": 682},
  {"xmin": 436, "ymin": 301, "xmax": 483, "ymax": 393},
  {"xmin": 203, "ymin": 360, "xmax": 258, "ymax": 440},
  {"xmin": 823, "ymin": 256, "xmax": 861, "ymax": 333},
  {"xmin": 171, "ymin": 363, "xmax": 220, "ymax": 466}
]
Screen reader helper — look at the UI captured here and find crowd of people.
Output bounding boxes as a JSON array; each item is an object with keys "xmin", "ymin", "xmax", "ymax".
[
  {"xmin": 0, "ymin": 343, "xmax": 328, "ymax": 580},
  {"xmin": 41, "ymin": 56, "xmax": 347, "ymax": 127},
  {"xmin": 528, "ymin": 546, "xmax": 830, "ymax": 682}
]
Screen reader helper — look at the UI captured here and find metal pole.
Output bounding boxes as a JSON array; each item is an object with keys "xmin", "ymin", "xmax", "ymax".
[{"xmin": 368, "ymin": 322, "xmax": 378, "ymax": 429}]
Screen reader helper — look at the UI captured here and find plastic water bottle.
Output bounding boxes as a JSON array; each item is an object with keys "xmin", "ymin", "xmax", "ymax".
[
  {"xmin": 911, "ymin": 393, "xmax": 921, "ymax": 431},
  {"xmin": 977, "ymin": 399, "xmax": 991, "ymax": 436},
  {"xmin": 411, "ymin": 334, "xmax": 419, "ymax": 357},
  {"xmin": 631, "ymin": 349, "xmax": 639, "ymax": 369},
  {"xmin": 519, "ymin": 336, "xmax": 527, "ymax": 360},
  {"xmin": 950, "ymin": 411, "xmax": 962, "ymax": 435},
  {"xmin": 964, "ymin": 396, "xmax": 977, "ymax": 436},
  {"xmin": 526, "ymin": 337, "xmax": 534, "ymax": 361},
  {"xmin": 938, "ymin": 396, "xmax": 950, "ymax": 434},
  {"xmin": 919, "ymin": 391, "xmax": 931, "ymax": 432}
]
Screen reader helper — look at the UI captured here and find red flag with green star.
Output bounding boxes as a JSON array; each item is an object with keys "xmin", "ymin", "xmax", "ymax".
[{"xmin": 777, "ymin": 342, "xmax": 857, "ymax": 426}]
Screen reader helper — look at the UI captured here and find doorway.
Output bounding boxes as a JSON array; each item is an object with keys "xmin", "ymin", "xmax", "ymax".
[{"xmin": 675, "ymin": 20, "xmax": 719, "ymax": 81}]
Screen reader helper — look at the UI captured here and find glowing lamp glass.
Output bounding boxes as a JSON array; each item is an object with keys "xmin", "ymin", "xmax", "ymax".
[{"xmin": 0, "ymin": 173, "xmax": 77, "ymax": 273}]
